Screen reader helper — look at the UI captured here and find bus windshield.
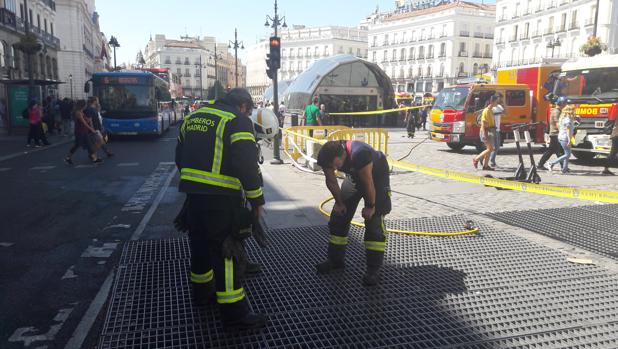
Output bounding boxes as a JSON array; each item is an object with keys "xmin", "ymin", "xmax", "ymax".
[
  {"xmin": 98, "ymin": 84, "xmax": 156, "ymax": 116},
  {"xmin": 557, "ymin": 67, "xmax": 618, "ymax": 101},
  {"xmin": 432, "ymin": 87, "xmax": 469, "ymax": 111}
]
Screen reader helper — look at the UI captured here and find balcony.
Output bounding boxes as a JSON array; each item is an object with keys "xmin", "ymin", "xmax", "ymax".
[
  {"xmin": 458, "ymin": 51, "xmax": 468, "ymax": 57},
  {"xmin": 512, "ymin": 13, "xmax": 520, "ymax": 19},
  {"xmin": 585, "ymin": 18, "xmax": 595, "ymax": 27},
  {"xmin": 427, "ymin": 53, "xmax": 435, "ymax": 59},
  {"xmin": 555, "ymin": 25, "xmax": 567, "ymax": 33},
  {"xmin": 485, "ymin": 33, "xmax": 494, "ymax": 39},
  {"xmin": 474, "ymin": 32, "xmax": 484, "ymax": 38},
  {"xmin": 473, "ymin": 51, "xmax": 483, "ymax": 58},
  {"xmin": 509, "ymin": 35, "xmax": 518, "ymax": 42},
  {"xmin": 520, "ymin": 33, "xmax": 530, "ymax": 40},
  {"xmin": 184, "ymin": 61, "xmax": 190, "ymax": 65},
  {"xmin": 545, "ymin": 28, "xmax": 554, "ymax": 35},
  {"xmin": 569, "ymin": 23, "xmax": 580, "ymax": 30},
  {"xmin": 439, "ymin": 32, "xmax": 447, "ymax": 38},
  {"xmin": 531, "ymin": 30, "xmax": 542, "ymax": 38},
  {"xmin": 483, "ymin": 53, "xmax": 492, "ymax": 58},
  {"xmin": 547, "ymin": 1, "xmax": 557, "ymax": 9},
  {"xmin": 535, "ymin": 6, "xmax": 543, "ymax": 13},
  {"xmin": 418, "ymin": 54, "xmax": 425, "ymax": 60},
  {"xmin": 164, "ymin": 60, "xmax": 172, "ymax": 64},
  {"xmin": 498, "ymin": 15, "xmax": 508, "ymax": 22},
  {"xmin": 459, "ymin": 31, "xmax": 470, "ymax": 37},
  {"xmin": 183, "ymin": 72, "xmax": 191, "ymax": 77},
  {"xmin": 439, "ymin": 52, "xmax": 446, "ymax": 58},
  {"xmin": 496, "ymin": 39, "xmax": 505, "ymax": 45},
  {"xmin": 559, "ymin": 0, "xmax": 569, "ymax": 5}
]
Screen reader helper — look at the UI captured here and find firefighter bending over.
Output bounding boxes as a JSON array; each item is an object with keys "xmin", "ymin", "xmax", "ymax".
[
  {"xmin": 316, "ymin": 140, "xmax": 392, "ymax": 286},
  {"xmin": 175, "ymin": 88, "xmax": 267, "ymax": 329}
]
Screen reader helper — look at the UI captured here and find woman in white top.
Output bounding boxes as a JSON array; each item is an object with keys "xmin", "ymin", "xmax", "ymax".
[{"xmin": 489, "ymin": 94, "xmax": 505, "ymax": 167}]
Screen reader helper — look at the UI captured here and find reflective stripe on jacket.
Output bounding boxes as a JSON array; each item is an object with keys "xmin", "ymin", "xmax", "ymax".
[{"xmin": 175, "ymin": 101, "xmax": 264, "ymax": 206}]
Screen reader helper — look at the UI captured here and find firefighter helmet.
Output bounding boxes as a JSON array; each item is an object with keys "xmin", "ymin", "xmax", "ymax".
[{"xmin": 250, "ymin": 108, "xmax": 279, "ymax": 140}]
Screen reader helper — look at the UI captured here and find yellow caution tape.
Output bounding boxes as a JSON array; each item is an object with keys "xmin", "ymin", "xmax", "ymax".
[
  {"xmin": 318, "ymin": 197, "xmax": 480, "ymax": 237},
  {"xmin": 389, "ymin": 159, "xmax": 618, "ymax": 204},
  {"xmin": 329, "ymin": 105, "xmax": 430, "ymax": 116}
]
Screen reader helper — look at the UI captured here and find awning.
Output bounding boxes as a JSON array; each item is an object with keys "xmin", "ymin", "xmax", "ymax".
[{"xmin": 0, "ymin": 79, "xmax": 64, "ymax": 86}]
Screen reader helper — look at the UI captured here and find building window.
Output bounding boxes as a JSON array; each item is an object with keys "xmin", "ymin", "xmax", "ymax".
[
  {"xmin": 400, "ymin": 48, "xmax": 406, "ymax": 61},
  {"xmin": 44, "ymin": 19, "xmax": 47, "ymax": 33},
  {"xmin": 383, "ymin": 50, "xmax": 388, "ymax": 62},
  {"xmin": 392, "ymin": 49, "xmax": 397, "ymax": 61},
  {"xmin": 323, "ymin": 46, "xmax": 329, "ymax": 56},
  {"xmin": 409, "ymin": 47, "xmax": 415, "ymax": 60},
  {"xmin": 440, "ymin": 43, "xmax": 446, "ymax": 57},
  {"xmin": 372, "ymin": 51, "xmax": 377, "ymax": 62},
  {"xmin": 384, "ymin": 33, "xmax": 389, "ymax": 45},
  {"xmin": 50, "ymin": 23, "xmax": 54, "ymax": 36}
]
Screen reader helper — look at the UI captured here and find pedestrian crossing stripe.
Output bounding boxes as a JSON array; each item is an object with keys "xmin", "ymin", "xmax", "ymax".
[{"xmin": 30, "ymin": 166, "xmax": 56, "ymax": 171}]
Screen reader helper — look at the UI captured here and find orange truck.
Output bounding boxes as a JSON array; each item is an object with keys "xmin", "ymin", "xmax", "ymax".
[
  {"xmin": 430, "ymin": 64, "xmax": 563, "ymax": 151},
  {"xmin": 552, "ymin": 55, "xmax": 618, "ymax": 160},
  {"xmin": 430, "ymin": 82, "xmax": 533, "ymax": 151}
]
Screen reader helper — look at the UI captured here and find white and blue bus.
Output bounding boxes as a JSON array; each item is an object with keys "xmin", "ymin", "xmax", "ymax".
[{"xmin": 87, "ymin": 71, "xmax": 173, "ymax": 136}]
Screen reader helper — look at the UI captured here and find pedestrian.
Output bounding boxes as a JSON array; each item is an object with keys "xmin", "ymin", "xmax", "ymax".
[
  {"xmin": 473, "ymin": 95, "xmax": 498, "ymax": 170},
  {"xmin": 85, "ymin": 96, "xmax": 113, "ymax": 158},
  {"xmin": 26, "ymin": 100, "xmax": 49, "ymax": 147},
  {"xmin": 64, "ymin": 99, "xmax": 102, "ymax": 164},
  {"xmin": 303, "ymin": 97, "xmax": 322, "ymax": 127},
  {"xmin": 60, "ymin": 98, "xmax": 73, "ymax": 136},
  {"xmin": 175, "ymin": 88, "xmax": 266, "ymax": 329},
  {"xmin": 602, "ymin": 118, "xmax": 618, "ymax": 175},
  {"xmin": 319, "ymin": 104, "xmax": 330, "ymax": 126},
  {"xmin": 42, "ymin": 96, "xmax": 56, "ymax": 134},
  {"xmin": 316, "ymin": 140, "xmax": 392, "ymax": 286},
  {"xmin": 489, "ymin": 93, "xmax": 505, "ymax": 168},
  {"xmin": 538, "ymin": 97, "xmax": 567, "ymax": 170},
  {"xmin": 549, "ymin": 105, "xmax": 576, "ymax": 174},
  {"xmin": 419, "ymin": 105, "xmax": 430, "ymax": 131}
]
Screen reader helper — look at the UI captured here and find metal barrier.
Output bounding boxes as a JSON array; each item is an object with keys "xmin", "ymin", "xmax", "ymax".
[{"xmin": 327, "ymin": 128, "xmax": 389, "ymax": 156}]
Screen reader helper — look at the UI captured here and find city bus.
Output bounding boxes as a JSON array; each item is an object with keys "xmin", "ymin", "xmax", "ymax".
[{"xmin": 87, "ymin": 71, "xmax": 173, "ymax": 136}]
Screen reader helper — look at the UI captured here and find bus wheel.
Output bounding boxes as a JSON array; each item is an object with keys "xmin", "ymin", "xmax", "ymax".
[{"xmin": 447, "ymin": 142, "xmax": 465, "ymax": 151}]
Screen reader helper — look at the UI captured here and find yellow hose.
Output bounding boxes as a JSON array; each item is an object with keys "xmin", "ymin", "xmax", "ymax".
[{"xmin": 318, "ymin": 197, "xmax": 480, "ymax": 237}]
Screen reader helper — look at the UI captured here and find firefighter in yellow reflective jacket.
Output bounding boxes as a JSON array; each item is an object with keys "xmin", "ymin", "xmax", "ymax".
[{"xmin": 175, "ymin": 88, "xmax": 267, "ymax": 329}]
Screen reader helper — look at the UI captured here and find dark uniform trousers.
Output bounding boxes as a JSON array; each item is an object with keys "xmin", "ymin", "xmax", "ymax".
[
  {"xmin": 327, "ymin": 157, "xmax": 392, "ymax": 269},
  {"xmin": 187, "ymin": 194, "xmax": 248, "ymax": 320},
  {"xmin": 538, "ymin": 135, "xmax": 565, "ymax": 167}
]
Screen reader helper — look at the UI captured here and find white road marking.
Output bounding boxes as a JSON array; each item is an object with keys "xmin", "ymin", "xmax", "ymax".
[
  {"xmin": 80, "ymin": 243, "xmax": 118, "ymax": 258},
  {"xmin": 0, "ymin": 242, "xmax": 15, "ymax": 247},
  {"xmin": 30, "ymin": 166, "xmax": 56, "ymax": 171},
  {"xmin": 61, "ymin": 266, "xmax": 78, "ymax": 280},
  {"xmin": 102, "ymin": 224, "xmax": 131, "ymax": 231},
  {"xmin": 75, "ymin": 165, "xmax": 95, "ymax": 169},
  {"xmin": 9, "ymin": 305, "xmax": 75, "ymax": 347},
  {"xmin": 122, "ymin": 163, "xmax": 175, "ymax": 213},
  {"xmin": 65, "ymin": 164, "xmax": 177, "ymax": 349},
  {"xmin": 0, "ymin": 168, "xmax": 11, "ymax": 172},
  {"xmin": 117, "ymin": 162, "xmax": 139, "ymax": 167}
]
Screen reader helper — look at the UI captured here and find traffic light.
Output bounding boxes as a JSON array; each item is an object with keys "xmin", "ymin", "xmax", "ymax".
[
  {"xmin": 269, "ymin": 36, "xmax": 281, "ymax": 70},
  {"xmin": 265, "ymin": 54, "xmax": 275, "ymax": 79}
]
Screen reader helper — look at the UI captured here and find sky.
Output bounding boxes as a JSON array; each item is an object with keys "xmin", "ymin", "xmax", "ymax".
[{"xmin": 97, "ymin": 0, "xmax": 495, "ymax": 67}]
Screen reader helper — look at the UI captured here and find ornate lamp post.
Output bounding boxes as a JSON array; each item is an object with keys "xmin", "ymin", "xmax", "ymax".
[{"xmin": 228, "ymin": 28, "xmax": 244, "ymax": 88}]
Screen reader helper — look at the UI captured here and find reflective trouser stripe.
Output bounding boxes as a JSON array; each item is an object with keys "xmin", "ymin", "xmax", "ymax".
[
  {"xmin": 191, "ymin": 270, "xmax": 214, "ymax": 284},
  {"xmin": 212, "ymin": 118, "xmax": 229, "ymax": 174},
  {"xmin": 230, "ymin": 132, "xmax": 256, "ymax": 144},
  {"xmin": 365, "ymin": 240, "xmax": 386, "ymax": 252},
  {"xmin": 245, "ymin": 187, "xmax": 263, "ymax": 199},
  {"xmin": 329, "ymin": 235, "xmax": 349, "ymax": 246},
  {"xmin": 180, "ymin": 168, "xmax": 242, "ymax": 190},
  {"xmin": 216, "ymin": 258, "xmax": 245, "ymax": 304}
]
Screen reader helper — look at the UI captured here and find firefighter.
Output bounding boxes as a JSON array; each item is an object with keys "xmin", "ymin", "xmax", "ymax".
[
  {"xmin": 316, "ymin": 140, "xmax": 392, "ymax": 286},
  {"xmin": 175, "ymin": 88, "xmax": 267, "ymax": 329}
]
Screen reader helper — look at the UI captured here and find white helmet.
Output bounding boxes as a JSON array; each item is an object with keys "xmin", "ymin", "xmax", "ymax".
[{"xmin": 250, "ymin": 108, "xmax": 279, "ymax": 140}]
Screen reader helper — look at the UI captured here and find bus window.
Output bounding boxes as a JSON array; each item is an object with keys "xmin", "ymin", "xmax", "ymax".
[{"xmin": 506, "ymin": 90, "xmax": 526, "ymax": 106}]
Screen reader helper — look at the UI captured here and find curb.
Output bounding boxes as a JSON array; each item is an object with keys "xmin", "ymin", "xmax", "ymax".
[{"xmin": 0, "ymin": 137, "xmax": 74, "ymax": 163}]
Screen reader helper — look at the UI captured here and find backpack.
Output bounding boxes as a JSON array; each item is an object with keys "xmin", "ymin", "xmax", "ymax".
[{"xmin": 22, "ymin": 108, "xmax": 29, "ymax": 120}]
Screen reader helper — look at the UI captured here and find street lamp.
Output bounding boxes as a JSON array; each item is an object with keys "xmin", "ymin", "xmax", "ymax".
[
  {"xmin": 69, "ymin": 74, "xmax": 73, "ymax": 100},
  {"xmin": 264, "ymin": 0, "xmax": 287, "ymax": 165},
  {"xmin": 546, "ymin": 37, "xmax": 561, "ymax": 58},
  {"xmin": 228, "ymin": 28, "xmax": 244, "ymax": 88},
  {"xmin": 108, "ymin": 36, "xmax": 120, "ymax": 70}
]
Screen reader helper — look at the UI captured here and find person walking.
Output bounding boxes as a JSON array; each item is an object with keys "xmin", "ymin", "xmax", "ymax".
[
  {"xmin": 60, "ymin": 98, "xmax": 73, "ymax": 136},
  {"xmin": 489, "ymin": 94, "xmax": 505, "ymax": 168},
  {"xmin": 175, "ymin": 88, "xmax": 267, "ymax": 329},
  {"xmin": 315, "ymin": 140, "xmax": 392, "ymax": 286},
  {"xmin": 26, "ymin": 100, "xmax": 49, "ymax": 147},
  {"xmin": 549, "ymin": 105, "xmax": 576, "ymax": 174},
  {"xmin": 64, "ymin": 100, "xmax": 101, "ymax": 164},
  {"xmin": 473, "ymin": 95, "xmax": 498, "ymax": 170},
  {"xmin": 602, "ymin": 118, "xmax": 618, "ymax": 175},
  {"xmin": 538, "ymin": 98, "xmax": 567, "ymax": 170},
  {"xmin": 418, "ymin": 105, "xmax": 430, "ymax": 131},
  {"xmin": 319, "ymin": 104, "xmax": 330, "ymax": 126},
  {"xmin": 85, "ymin": 96, "xmax": 113, "ymax": 158}
]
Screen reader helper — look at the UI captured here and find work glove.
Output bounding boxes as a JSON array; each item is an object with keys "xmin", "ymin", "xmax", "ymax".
[
  {"xmin": 173, "ymin": 197, "xmax": 190, "ymax": 233},
  {"xmin": 252, "ymin": 214, "xmax": 268, "ymax": 248}
]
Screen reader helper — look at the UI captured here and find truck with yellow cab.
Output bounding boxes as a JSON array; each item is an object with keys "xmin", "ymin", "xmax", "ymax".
[
  {"xmin": 430, "ymin": 82, "xmax": 533, "ymax": 151},
  {"xmin": 552, "ymin": 55, "xmax": 618, "ymax": 160}
]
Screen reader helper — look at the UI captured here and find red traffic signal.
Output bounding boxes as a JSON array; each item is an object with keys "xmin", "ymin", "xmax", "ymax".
[{"xmin": 269, "ymin": 36, "xmax": 281, "ymax": 70}]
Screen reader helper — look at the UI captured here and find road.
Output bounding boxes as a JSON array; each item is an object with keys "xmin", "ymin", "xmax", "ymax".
[{"xmin": 0, "ymin": 127, "xmax": 180, "ymax": 349}]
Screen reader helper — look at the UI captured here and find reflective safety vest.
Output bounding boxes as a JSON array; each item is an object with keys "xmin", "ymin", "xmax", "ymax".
[{"xmin": 175, "ymin": 101, "xmax": 264, "ymax": 206}]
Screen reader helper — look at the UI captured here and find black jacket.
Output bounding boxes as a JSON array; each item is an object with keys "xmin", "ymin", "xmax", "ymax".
[{"xmin": 175, "ymin": 101, "xmax": 264, "ymax": 207}]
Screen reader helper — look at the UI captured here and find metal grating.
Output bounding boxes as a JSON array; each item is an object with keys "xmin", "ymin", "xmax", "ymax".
[
  {"xmin": 487, "ymin": 205, "xmax": 618, "ymax": 259},
  {"xmin": 98, "ymin": 216, "xmax": 618, "ymax": 349}
]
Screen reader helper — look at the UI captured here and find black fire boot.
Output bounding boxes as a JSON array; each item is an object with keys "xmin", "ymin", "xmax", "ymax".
[
  {"xmin": 317, "ymin": 244, "xmax": 346, "ymax": 275},
  {"xmin": 363, "ymin": 250, "xmax": 384, "ymax": 286},
  {"xmin": 223, "ymin": 312, "xmax": 268, "ymax": 330}
]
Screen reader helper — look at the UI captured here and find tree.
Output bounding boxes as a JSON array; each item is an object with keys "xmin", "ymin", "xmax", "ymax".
[{"xmin": 207, "ymin": 80, "xmax": 226, "ymax": 100}]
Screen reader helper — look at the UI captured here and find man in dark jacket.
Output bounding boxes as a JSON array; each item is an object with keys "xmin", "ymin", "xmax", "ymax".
[{"xmin": 175, "ymin": 88, "xmax": 267, "ymax": 329}]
